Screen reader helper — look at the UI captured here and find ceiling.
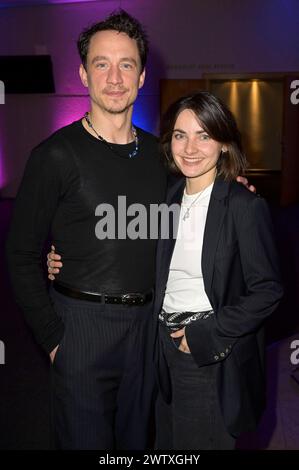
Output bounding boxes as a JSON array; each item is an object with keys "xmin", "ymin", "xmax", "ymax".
[{"xmin": 0, "ymin": 0, "xmax": 105, "ymax": 7}]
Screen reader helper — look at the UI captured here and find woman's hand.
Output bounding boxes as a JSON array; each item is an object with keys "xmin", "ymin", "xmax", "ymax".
[
  {"xmin": 170, "ymin": 327, "xmax": 191, "ymax": 354},
  {"xmin": 47, "ymin": 245, "xmax": 63, "ymax": 280}
]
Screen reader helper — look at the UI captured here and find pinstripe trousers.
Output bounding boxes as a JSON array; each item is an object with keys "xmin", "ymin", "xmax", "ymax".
[{"xmin": 49, "ymin": 286, "xmax": 156, "ymax": 450}]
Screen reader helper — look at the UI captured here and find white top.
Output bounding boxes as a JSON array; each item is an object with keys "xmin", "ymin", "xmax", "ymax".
[{"xmin": 162, "ymin": 182, "xmax": 214, "ymax": 313}]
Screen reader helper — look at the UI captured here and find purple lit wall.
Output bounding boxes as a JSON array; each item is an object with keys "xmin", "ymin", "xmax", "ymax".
[
  {"xmin": 0, "ymin": 0, "xmax": 299, "ymax": 196},
  {"xmin": 0, "ymin": 145, "xmax": 5, "ymax": 189},
  {"xmin": 0, "ymin": 107, "xmax": 4, "ymax": 187}
]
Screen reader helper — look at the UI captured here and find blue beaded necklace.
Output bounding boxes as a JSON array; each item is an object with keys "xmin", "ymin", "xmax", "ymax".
[{"xmin": 84, "ymin": 112, "xmax": 139, "ymax": 159}]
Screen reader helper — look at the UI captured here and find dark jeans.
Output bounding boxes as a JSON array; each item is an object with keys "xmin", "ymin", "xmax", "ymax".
[
  {"xmin": 49, "ymin": 286, "xmax": 156, "ymax": 450},
  {"xmin": 155, "ymin": 324, "xmax": 235, "ymax": 450}
]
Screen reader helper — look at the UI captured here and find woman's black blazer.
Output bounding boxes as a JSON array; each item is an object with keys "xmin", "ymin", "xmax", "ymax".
[{"xmin": 154, "ymin": 176, "xmax": 283, "ymax": 437}]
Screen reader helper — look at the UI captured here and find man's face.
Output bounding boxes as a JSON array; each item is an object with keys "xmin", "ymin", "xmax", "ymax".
[{"xmin": 80, "ymin": 30, "xmax": 145, "ymax": 115}]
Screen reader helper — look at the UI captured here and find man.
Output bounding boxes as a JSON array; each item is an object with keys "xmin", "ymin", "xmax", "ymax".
[
  {"xmin": 6, "ymin": 10, "xmax": 167, "ymax": 450},
  {"xmin": 7, "ymin": 9, "xmax": 254, "ymax": 450}
]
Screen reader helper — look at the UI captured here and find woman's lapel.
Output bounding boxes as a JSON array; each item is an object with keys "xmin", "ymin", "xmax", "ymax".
[
  {"xmin": 158, "ymin": 177, "xmax": 185, "ymax": 290},
  {"xmin": 201, "ymin": 178, "xmax": 231, "ymax": 298}
]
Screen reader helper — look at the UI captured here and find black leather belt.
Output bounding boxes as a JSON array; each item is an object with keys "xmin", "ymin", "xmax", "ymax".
[{"xmin": 53, "ymin": 281, "xmax": 153, "ymax": 306}]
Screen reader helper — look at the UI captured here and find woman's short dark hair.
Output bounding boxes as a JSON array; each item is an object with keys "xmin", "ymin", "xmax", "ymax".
[
  {"xmin": 160, "ymin": 91, "xmax": 248, "ymax": 180},
  {"xmin": 77, "ymin": 9, "xmax": 148, "ymax": 72}
]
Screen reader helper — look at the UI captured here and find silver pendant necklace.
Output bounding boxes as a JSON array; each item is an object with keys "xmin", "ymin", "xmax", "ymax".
[
  {"xmin": 84, "ymin": 112, "xmax": 139, "ymax": 158},
  {"xmin": 182, "ymin": 188, "xmax": 205, "ymax": 221}
]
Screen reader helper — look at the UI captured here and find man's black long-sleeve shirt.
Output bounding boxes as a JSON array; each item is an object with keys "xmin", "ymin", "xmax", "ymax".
[{"xmin": 6, "ymin": 120, "xmax": 167, "ymax": 354}]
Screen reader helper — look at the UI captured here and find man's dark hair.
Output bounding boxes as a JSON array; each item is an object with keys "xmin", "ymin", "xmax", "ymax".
[
  {"xmin": 160, "ymin": 91, "xmax": 248, "ymax": 180},
  {"xmin": 77, "ymin": 9, "xmax": 148, "ymax": 72}
]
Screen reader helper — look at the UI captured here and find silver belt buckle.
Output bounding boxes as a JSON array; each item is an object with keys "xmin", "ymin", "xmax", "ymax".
[{"xmin": 121, "ymin": 293, "xmax": 142, "ymax": 305}]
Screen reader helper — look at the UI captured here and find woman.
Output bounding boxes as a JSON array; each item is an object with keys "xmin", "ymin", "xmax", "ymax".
[
  {"xmin": 47, "ymin": 92, "xmax": 283, "ymax": 449},
  {"xmin": 153, "ymin": 91, "xmax": 283, "ymax": 449}
]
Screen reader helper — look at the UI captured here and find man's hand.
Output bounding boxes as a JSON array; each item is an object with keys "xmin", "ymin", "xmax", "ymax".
[
  {"xmin": 236, "ymin": 176, "xmax": 256, "ymax": 193},
  {"xmin": 170, "ymin": 327, "xmax": 191, "ymax": 354},
  {"xmin": 49, "ymin": 344, "xmax": 59, "ymax": 363},
  {"xmin": 47, "ymin": 245, "xmax": 63, "ymax": 280}
]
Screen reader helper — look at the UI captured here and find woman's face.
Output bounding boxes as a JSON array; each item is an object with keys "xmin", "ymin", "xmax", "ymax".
[{"xmin": 171, "ymin": 109, "xmax": 225, "ymax": 183}]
